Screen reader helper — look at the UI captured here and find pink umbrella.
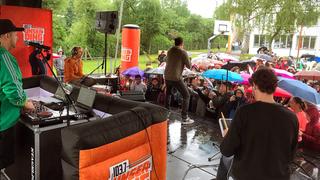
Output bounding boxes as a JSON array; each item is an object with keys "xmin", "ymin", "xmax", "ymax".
[
  {"xmin": 273, "ymin": 68, "xmax": 295, "ymax": 79},
  {"xmin": 246, "ymin": 87, "xmax": 292, "ymax": 98},
  {"xmin": 240, "ymin": 73, "xmax": 251, "ymax": 85},
  {"xmin": 210, "ymin": 60, "xmax": 225, "ymax": 66}
]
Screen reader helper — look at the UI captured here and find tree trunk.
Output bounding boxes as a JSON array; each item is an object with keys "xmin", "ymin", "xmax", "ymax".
[
  {"xmin": 268, "ymin": 28, "xmax": 281, "ymax": 51},
  {"xmin": 148, "ymin": 42, "xmax": 151, "ymax": 55},
  {"xmin": 241, "ymin": 31, "xmax": 250, "ymax": 54}
]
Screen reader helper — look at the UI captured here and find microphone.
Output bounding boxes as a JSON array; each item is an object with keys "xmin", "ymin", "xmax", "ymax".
[{"xmin": 26, "ymin": 41, "xmax": 51, "ymax": 50}]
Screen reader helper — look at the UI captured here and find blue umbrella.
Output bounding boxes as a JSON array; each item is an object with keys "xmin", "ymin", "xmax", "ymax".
[
  {"xmin": 202, "ymin": 69, "xmax": 243, "ymax": 82},
  {"xmin": 278, "ymin": 77, "xmax": 320, "ymax": 104},
  {"xmin": 122, "ymin": 66, "xmax": 144, "ymax": 77}
]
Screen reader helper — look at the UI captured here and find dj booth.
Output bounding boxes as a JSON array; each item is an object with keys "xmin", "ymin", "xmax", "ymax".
[{"xmin": 6, "ymin": 75, "xmax": 168, "ymax": 180}]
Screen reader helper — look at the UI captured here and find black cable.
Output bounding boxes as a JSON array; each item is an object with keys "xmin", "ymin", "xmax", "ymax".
[{"xmin": 129, "ymin": 109, "xmax": 160, "ymax": 180}]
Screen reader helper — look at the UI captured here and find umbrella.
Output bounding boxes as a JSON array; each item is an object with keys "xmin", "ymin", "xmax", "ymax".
[
  {"xmin": 182, "ymin": 68, "xmax": 198, "ymax": 77},
  {"xmin": 273, "ymin": 68, "xmax": 295, "ymax": 79},
  {"xmin": 240, "ymin": 73, "xmax": 251, "ymax": 85},
  {"xmin": 221, "ymin": 60, "xmax": 256, "ymax": 70},
  {"xmin": 295, "ymin": 70, "xmax": 320, "ymax": 80},
  {"xmin": 191, "ymin": 57, "xmax": 212, "ymax": 69},
  {"xmin": 215, "ymin": 53, "xmax": 239, "ymax": 62},
  {"xmin": 301, "ymin": 54, "xmax": 315, "ymax": 59},
  {"xmin": 202, "ymin": 69, "xmax": 243, "ymax": 82},
  {"xmin": 145, "ymin": 66, "xmax": 165, "ymax": 75},
  {"xmin": 211, "ymin": 60, "xmax": 225, "ymax": 66},
  {"xmin": 246, "ymin": 87, "xmax": 292, "ymax": 98},
  {"xmin": 52, "ymin": 53, "xmax": 61, "ymax": 59},
  {"xmin": 122, "ymin": 66, "xmax": 144, "ymax": 77},
  {"xmin": 255, "ymin": 54, "xmax": 273, "ymax": 61},
  {"xmin": 278, "ymin": 77, "xmax": 320, "ymax": 104}
]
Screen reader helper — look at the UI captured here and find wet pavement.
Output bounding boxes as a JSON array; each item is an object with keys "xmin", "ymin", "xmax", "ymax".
[
  {"xmin": 167, "ymin": 109, "xmax": 222, "ymax": 180},
  {"xmin": 166, "ymin": 109, "xmax": 320, "ymax": 180}
]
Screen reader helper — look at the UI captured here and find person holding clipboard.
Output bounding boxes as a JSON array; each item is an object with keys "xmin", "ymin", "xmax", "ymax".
[{"xmin": 215, "ymin": 68, "xmax": 299, "ymax": 180}]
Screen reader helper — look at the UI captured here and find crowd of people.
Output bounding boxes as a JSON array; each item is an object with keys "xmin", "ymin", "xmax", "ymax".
[{"xmin": 119, "ymin": 37, "xmax": 320, "ymax": 179}]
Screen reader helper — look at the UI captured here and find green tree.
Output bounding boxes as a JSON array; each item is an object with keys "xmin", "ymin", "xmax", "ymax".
[
  {"xmin": 263, "ymin": 0, "xmax": 320, "ymax": 50},
  {"xmin": 213, "ymin": 0, "xmax": 231, "ymax": 21},
  {"xmin": 45, "ymin": 0, "xmax": 217, "ymax": 57},
  {"xmin": 42, "ymin": 0, "xmax": 68, "ymax": 51},
  {"xmin": 220, "ymin": 0, "xmax": 320, "ymax": 53},
  {"xmin": 137, "ymin": 0, "xmax": 162, "ymax": 53}
]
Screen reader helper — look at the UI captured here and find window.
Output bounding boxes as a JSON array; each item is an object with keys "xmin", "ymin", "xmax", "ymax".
[
  {"xmin": 273, "ymin": 34, "xmax": 293, "ymax": 49},
  {"xmin": 287, "ymin": 35, "xmax": 292, "ymax": 48},
  {"xmin": 253, "ymin": 35, "xmax": 269, "ymax": 47},
  {"xmin": 254, "ymin": 35, "xmax": 260, "ymax": 47},
  {"xmin": 310, "ymin": 37, "xmax": 316, "ymax": 49},
  {"xmin": 297, "ymin": 36, "xmax": 317, "ymax": 49}
]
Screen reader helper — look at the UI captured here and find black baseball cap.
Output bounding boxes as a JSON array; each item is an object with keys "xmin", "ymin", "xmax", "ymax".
[{"xmin": 0, "ymin": 19, "xmax": 24, "ymax": 35}]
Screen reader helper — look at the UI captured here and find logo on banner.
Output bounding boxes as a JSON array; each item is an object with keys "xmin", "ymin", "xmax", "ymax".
[
  {"xmin": 109, "ymin": 156, "xmax": 152, "ymax": 180},
  {"xmin": 22, "ymin": 24, "xmax": 45, "ymax": 44},
  {"xmin": 121, "ymin": 47, "xmax": 132, "ymax": 62}
]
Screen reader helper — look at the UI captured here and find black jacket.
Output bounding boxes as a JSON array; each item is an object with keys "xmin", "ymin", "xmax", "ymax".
[
  {"xmin": 212, "ymin": 92, "xmax": 233, "ymax": 118},
  {"xmin": 220, "ymin": 102, "xmax": 299, "ymax": 180}
]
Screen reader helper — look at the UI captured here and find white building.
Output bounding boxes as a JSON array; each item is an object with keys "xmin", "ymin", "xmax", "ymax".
[{"xmin": 249, "ymin": 20, "xmax": 320, "ymax": 57}]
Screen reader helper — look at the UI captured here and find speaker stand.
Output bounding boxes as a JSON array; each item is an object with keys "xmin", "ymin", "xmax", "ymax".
[{"xmin": 104, "ymin": 32, "xmax": 107, "ymax": 76}]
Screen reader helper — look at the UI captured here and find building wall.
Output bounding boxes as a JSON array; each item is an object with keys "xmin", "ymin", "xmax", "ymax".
[{"xmin": 249, "ymin": 20, "xmax": 320, "ymax": 57}]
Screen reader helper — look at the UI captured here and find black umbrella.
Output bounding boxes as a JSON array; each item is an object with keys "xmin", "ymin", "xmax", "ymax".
[
  {"xmin": 221, "ymin": 60, "xmax": 256, "ymax": 70},
  {"xmin": 300, "ymin": 54, "xmax": 315, "ymax": 59}
]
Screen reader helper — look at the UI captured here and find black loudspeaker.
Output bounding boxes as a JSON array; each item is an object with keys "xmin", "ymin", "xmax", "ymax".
[
  {"xmin": 3, "ymin": 0, "xmax": 42, "ymax": 8},
  {"xmin": 96, "ymin": 11, "xmax": 118, "ymax": 34}
]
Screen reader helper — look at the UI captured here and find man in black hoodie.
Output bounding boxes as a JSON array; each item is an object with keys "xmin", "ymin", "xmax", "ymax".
[{"xmin": 216, "ymin": 68, "xmax": 299, "ymax": 180}]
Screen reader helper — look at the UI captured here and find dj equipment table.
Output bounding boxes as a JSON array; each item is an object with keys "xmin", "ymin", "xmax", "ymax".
[
  {"xmin": 6, "ymin": 76, "xmax": 101, "ymax": 180},
  {"xmin": 6, "ymin": 119, "xmax": 88, "ymax": 180},
  {"xmin": 6, "ymin": 75, "xmax": 168, "ymax": 180}
]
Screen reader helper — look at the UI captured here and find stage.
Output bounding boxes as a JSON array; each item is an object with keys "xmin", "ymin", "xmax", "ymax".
[{"xmin": 166, "ymin": 109, "xmax": 320, "ymax": 180}]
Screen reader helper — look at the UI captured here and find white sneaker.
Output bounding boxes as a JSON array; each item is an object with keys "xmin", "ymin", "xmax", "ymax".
[{"xmin": 181, "ymin": 117, "xmax": 194, "ymax": 125}]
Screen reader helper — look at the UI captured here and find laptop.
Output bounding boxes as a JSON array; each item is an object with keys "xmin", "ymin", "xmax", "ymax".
[
  {"xmin": 75, "ymin": 86, "xmax": 96, "ymax": 111},
  {"xmin": 54, "ymin": 86, "xmax": 67, "ymax": 101}
]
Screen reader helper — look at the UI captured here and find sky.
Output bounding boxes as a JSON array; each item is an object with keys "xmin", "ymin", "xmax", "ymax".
[{"xmin": 187, "ymin": 0, "xmax": 224, "ymax": 18}]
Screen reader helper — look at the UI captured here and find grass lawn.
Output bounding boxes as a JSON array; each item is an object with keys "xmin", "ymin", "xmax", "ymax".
[
  {"xmin": 81, "ymin": 54, "xmax": 158, "ymax": 74},
  {"xmin": 81, "ymin": 49, "xmax": 253, "ymax": 74}
]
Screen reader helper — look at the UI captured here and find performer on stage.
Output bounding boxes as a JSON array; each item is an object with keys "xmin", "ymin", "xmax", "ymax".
[
  {"xmin": 0, "ymin": 19, "xmax": 35, "ymax": 172},
  {"xmin": 164, "ymin": 37, "xmax": 193, "ymax": 125},
  {"xmin": 64, "ymin": 46, "xmax": 95, "ymax": 86}
]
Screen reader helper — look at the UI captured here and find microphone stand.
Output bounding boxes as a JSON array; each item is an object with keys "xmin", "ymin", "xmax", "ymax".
[
  {"xmin": 40, "ymin": 50, "xmax": 76, "ymax": 126},
  {"xmin": 80, "ymin": 60, "xmax": 104, "ymax": 83}
]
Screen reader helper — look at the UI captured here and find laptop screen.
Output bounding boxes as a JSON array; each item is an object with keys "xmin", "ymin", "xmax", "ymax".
[
  {"xmin": 54, "ymin": 86, "xmax": 66, "ymax": 101},
  {"xmin": 77, "ymin": 87, "xmax": 96, "ymax": 108}
]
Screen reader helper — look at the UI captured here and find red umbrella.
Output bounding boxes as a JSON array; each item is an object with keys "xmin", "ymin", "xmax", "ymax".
[
  {"xmin": 52, "ymin": 53, "xmax": 61, "ymax": 59},
  {"xmin": 246, "ymin": 87, "xmax": 292, "ymax": 98},
  {"xmin": 295, "ymin": 70, "xmax": 320, "ymax": 80}
]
